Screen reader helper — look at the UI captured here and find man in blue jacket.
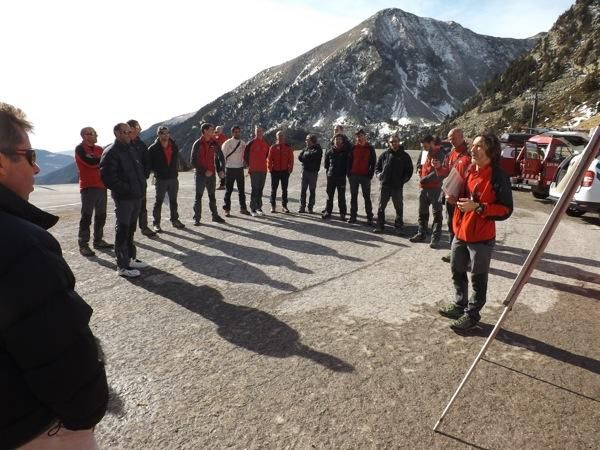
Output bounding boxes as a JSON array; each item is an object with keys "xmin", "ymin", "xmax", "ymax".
[
  {"xmin": 0, "ymin": 102, "xmax": 108, "ymax": 448},
  {"xmin": 298, "ymin": 134, "xmax": 323, "ymax": 213}
]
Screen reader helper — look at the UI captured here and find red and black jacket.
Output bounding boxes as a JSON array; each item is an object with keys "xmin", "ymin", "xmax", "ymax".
[
  {"xmin": 267, "ymin": 144, "xmax": 294, "ymax": 172},
  {"xmin": 75, "ymin": 143, "xmax": 105, "ymax": 191},
  {"xmin": 348, "ymin": 143, "xmax": 376, "ymax": 178},
  {"xmin": 452, "ymin": 161, "xmax": 513, "ymax": 243}
]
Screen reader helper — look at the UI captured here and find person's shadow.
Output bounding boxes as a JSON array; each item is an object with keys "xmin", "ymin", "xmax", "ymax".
[{"xmin": 128, "ymin": 268, "xmax": 355, "ymax": 373}]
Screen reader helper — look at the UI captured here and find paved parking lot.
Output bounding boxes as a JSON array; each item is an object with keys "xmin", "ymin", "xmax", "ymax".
[{"xmin": 31, "ymin": 151, "xmax": 600, "ymax": 449}]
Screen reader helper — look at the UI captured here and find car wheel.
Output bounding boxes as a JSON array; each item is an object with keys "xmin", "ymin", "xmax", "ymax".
[
  {"xmin": 532, "ymin": 190, "xmax": 548, "ymax": 199},
  {"xmin": 565, "ymin": 207, "xmax": 586, "ymax": 217}
]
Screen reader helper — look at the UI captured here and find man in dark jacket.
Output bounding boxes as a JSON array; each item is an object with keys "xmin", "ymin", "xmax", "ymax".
[
  {"xmin": 128, "ymin": 119, "xmax": 156, "ymax": 237},
  {"xmin": 75, "ymin": 126, "xmax": 113, "ymax": 256},
  {"xmin": 100, "ymin": 122, "xmax": 148, "ymax": 277},
  {"xmin": 298, "ymin": 134, "xmax": 323, "ymax": 213},
  {"xmin": 347, "ymin": 129, "xmax": 377, "ymax": 225},
  {"xmin": 148, "ymin": 125, "xmax": 185, "ymax": 231},
  {"xmin": 373, "ymin": 135, "xmax": 413, "ymax": 233},
  {"xmin": 322, "ymin": 133, "xmax": 350, "ymax": 220},
  {"xmin": 0, "ymin": 102, "xmax": 108, "ymax": 448}
]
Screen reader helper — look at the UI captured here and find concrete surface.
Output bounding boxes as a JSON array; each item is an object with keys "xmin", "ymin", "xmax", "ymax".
[{"xmin": 30, "ymin": 150, "xmax": 600, "ymax": 449}]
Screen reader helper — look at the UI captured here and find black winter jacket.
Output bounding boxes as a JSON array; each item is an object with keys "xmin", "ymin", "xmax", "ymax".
[
  {"xmin": 298, "ymin": 144, "xmax": 323, "ymax": 172},
  {"xmin": 148, "ymin": 138, "xmax": 180, "ymax": 180},
  {"xmin": 131, "ymin": 137, "xmax": 151, "ymax": 179},
  {"xmin": 324, "ymin": 146, "xmax": 350, "ymax": 178},
  {"xmin": 100, "ymin": 139, "xmax": 146, "ymax": 200},
  {"xmin": 375, "ymin": 147, "xmax": 414, "ymax": 188},
  {"xmin": 0, "ymin": 184, "xmax": 108, "ymax": 449}
]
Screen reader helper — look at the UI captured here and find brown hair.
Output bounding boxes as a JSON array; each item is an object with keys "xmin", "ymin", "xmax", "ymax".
[
  {"xmin": 0, "ymin": 102, "xmax": 33, "ymax": 152},
  {"xmin": 475, "ymin": 132, "xmax": 501, "ymax": 165}
]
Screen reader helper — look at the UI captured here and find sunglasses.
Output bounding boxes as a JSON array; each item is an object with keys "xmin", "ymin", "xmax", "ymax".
[{"xmin": 1, "ymin": 148, "xmax": 37, "ymax": 166}]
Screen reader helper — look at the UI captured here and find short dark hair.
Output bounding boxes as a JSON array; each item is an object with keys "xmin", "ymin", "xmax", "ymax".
[
  {"xmin": 201, "ymin": 123, "xmax": 214, "ymax": 135},
  {"xmin": 113, "ymin": 123, "xmax": 127, "ymax": 134},
  {"xmin": 231, "ymin": 126, "xmax": 240, "ymax": 134},
  {"xmin": 127, "ymin": 119, "xmax": 140, "ymax": 128},
  {"xmin": 307, "ymin": 134, "xmax": 318, "ymax": 144},
  {"xmin": 420, "ymin": 134, "xmax": 434, "ymax": 144},
  {"xmin": 0, "ymin": 102, "xmax": 33, "ymax": 153},
  {"xmin": 355, "ymin": 129, "xmax": 366, "ymax": 136}
]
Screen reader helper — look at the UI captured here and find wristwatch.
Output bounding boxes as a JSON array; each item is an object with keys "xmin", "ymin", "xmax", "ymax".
[{"xmin": 475, "ymin": 203, "xmax": 484, "ymax": 214}]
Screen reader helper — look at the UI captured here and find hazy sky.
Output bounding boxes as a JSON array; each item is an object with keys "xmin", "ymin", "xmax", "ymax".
[{"xmin": 2, "ymin": 0, "xmax": 573, "ymax": 152}]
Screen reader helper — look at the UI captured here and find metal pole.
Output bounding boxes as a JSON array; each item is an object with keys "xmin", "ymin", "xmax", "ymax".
[{"xmin": 433, "ymin": 127, "xmax": 600, "ymax": 432}]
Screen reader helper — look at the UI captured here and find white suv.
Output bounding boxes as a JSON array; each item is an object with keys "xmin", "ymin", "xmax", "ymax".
[{"xmin": 549, "ymin": 150, "xmax": 600, "ymax": 217}]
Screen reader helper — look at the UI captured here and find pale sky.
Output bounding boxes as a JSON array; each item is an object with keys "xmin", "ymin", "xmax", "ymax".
[{"xmin": 2, "ymin": 0, "xmax": 573, "ymax": 152}]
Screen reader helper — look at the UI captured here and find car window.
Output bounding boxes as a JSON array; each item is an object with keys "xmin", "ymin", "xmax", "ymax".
[
  {"xmin": 526, "ymin": 143, "xmax": 541, "ymax": 160},
  {"xmin": 551, "ymin": 145, "xmax": 573, "ymax": 162}
]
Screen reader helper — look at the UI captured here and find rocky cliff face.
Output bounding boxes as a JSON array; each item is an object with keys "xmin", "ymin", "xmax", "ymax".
[
  {"xmin": 441, "ymin": 0, "xmax": 600, "ymax": 137},
  {"xmin": 144, "ymin": 8, "xmax": 537, "ymax": 156}
]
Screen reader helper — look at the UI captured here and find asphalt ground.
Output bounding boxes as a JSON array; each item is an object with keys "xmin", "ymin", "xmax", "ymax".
[{"xmin": 30, "ymin": 150, "xmax": 600, "ymax": 449}]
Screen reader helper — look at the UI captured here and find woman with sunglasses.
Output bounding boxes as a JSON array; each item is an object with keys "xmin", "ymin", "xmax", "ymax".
[{"xmin": 438, "ymin": 132, "xmax": 513, "ymax": 331}]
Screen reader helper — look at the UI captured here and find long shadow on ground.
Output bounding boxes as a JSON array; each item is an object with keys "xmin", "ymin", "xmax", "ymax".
[{"xmin": 128, "ymin": 268, "xmax": 355, "ymax": 373}]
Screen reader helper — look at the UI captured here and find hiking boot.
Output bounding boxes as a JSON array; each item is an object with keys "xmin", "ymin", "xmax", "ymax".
[
  {"xmin": 212, "ymin": 215, "xmax": 226, "ymax": 223},
  {"xmin": 438, "ymin": 304, "xmax": 464, "ymax": 320},
  {"xmin": 257, "ymin": 209, "xmax": 265, "ymax": 216},
  {"xmin": 129, "ymin": 258, "xmax": 148, "ymax": 269},
  {"xmin": 366, "ymin": 218, "xmax": 373, "ymax": 226},
  {"xmin": 240, "ymin": 209, "xmax": 251, "ymax": 216},
  {"xmin": 346, "ymin": 216, "xmax": 357, "ymax": 224},
  {"xmin": 250, "ymin": 210, "xmax": 258, "ymax": 217},
  {"xmin": 409, "ymin": 233, "xmax": 426, "ymax": 243},
  {"xmin": 140, "ymin": 227, "xmax": 157, "ymax": 237},
  {"xmin": 194, "ymin": 219, "xmax": 201, "ymax": 226},
  {"xmin": 152, "ymin": 224, "xmax": 162, "ymax": 233},
  {"xmin": 282, "ymin": 206, "xmax": 290, "ymax": 213},
  {"xmin": 117, "ymin": 267, "xmax": 140, "ymax": 278},
  {"xmin": 223, "ymin": 209, "xmax": 231, "ymax": 217},
  {"xmin": 171, "ymin": 219, "xmax": 185, "ymax": 229},
  {"xmin": 271, "ymin": 206, "xmax": 277, "ymax": 213},
  {"xmin": 308, "ymin": 208, "xmax": 314, "ymax": 214},
  {"xmin": 441, "ymin": 253, "xmax": 451, "ymax": 263},
  {"xmin": 79, "ymin": 245, "xmax": 95, "ymax": 257},
  {"xmin": 372, "ymin": 226, "xmax": 384, "ymax": 234},
  {"xmin": 321, "ymin": 212, "xmax": 331, "ymax": 219},
  {"xmin": 450, "ymin": 315, "xmax": 478, "ymax": 331},
  {"xmin": 429, "ymin": 238, "xmax": 440, "ymax": 249},
  {"xmin": 340, "ymin": 214, "xmax": 346, "ymax": 221},
  {"xmin": 298, "ymin": 207, "xmax": 306, "ymax": 214},
  {"xmin": 93, "ymin": 239, "xmax": 114, "ymax": 249}
]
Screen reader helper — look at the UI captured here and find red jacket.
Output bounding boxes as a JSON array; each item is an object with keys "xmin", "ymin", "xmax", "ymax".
[
  {"xmin": 267, "ymin": 144, "xmax": 294, "ymax": 172},
  {"xmin": 452, "ymin": 162, "xmax": 513, "ymax": 243},
  {"xmin": 418, "ymin": 146, "xmax": 447, "ymax": 189},
  {"xmin": 75, "ymin": 143, "xmax": 105, "ymax": 191},
  {"xmin": 191, "ymin": 137, "xmax": 220, "ymax": 173},
  {"xmin": 214, "ymin": 133, "xmax": 228, "ymax": 147},
  {"xmin": 245, "ymin": 138, "xmax": 269, "ymax": 173},
  {"xmin": 445, "ymin": 143, "xmax": 470, "ymax": 169},
  {"xmin": 348, "ymin": 143, "xmax": 376, "ymax": 177}
]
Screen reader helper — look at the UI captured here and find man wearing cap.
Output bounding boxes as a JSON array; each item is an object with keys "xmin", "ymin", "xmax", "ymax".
[
  {"xmin": 221, "ymin": 125, "xmax": 249, "ymax": 216},
  {"xmin": 148, "ymin": 126, "xmax": 185, "ymax": 231},
  {"xmin": 101, "ymin": 123, "xmax": 148, "ymax": 277},
  {"xmin": 75, "ymin": 126, "xmax": 113, "ymax": 256},
  {"xmin": 410, "ymin": 135, "xmax": 447, "ymax": 248},
  {"xmin": 347, "ymin": 129, "xmax": 376, "ymax": 225},
  {"xmin": 190, "ymin": 122, "xmax": 226, "ymax": 225},
  {"xmin": 244, "ymin": 125, "xmax": 270, "ymax": 216},
  {"xmin": 128, "ymin": 119, "xmax": 156, "ymax": 237}
]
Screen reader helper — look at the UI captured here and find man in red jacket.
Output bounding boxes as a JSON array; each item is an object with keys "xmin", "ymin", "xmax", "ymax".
[
  {"xmin": 190, "ymin": 122, "xmax": 226, "ymax": 225},
  {"xmin": 244, "ymin": 125, "xmax": 270, "ymax": 216},
  {"xmin": 75, "ymin": 127, "xmax": 113, "ymax": 257},
  {"xmin": 347, "ymin": 129, "xmax": 376, "ymax": 225},
  {"xmin": 215, "ymin": 125, "xmax": 228, "ymax": 190},
  {"xmin": 409, "ymin": 135, "xmax": 447, "ymax": 247},
  {"xmin": 438, "ymin": 132, "xmax": 513, "ymax": 330},
  {"xmin": 441, "ymin": 128, "xmax": 470, "ymax": 262},
  {"xmin": 267, "ymin": 131, "xmax": 294, "ymax": 213}
]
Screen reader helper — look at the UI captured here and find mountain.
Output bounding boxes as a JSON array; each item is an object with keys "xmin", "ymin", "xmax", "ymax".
[
  {"xmin": 35, "ymin": 149, "xmax": 74, "ymax": 176},
  {"xmin": 143, "ymin": 8, "xmax": 539, "ymax": 156},
  {"xmin": 36, "ymin": 161, "xmax": 78, "ymax": 185},
  {"xmin": 438, "ymin": 0, "xmax": 600, "ymax": 136}
]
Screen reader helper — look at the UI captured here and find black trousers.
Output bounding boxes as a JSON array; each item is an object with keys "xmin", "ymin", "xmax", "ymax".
[
  {"xmin": 249, "ymin": 172, "xmax": 267, "ymax": 211},
  {"xmin": 153, "ymin": 178, "xmax": 179, "ymax": 225},
  {"xmin": 114, "ymin": 198, "xmax": 141, "ymax": 269},
  {"xmin": 78, "ymin": 188, "xmax": 107, "ymax": 245},
  {"xmin": 193, "ymin": 173, "xmax": 218, "ymax": 220},
  {"xmin": 325, "ymin": 176, "xmax": 347, "ymax": 215},
  {"xmin": 223, "ymin": 167, "xmax": 247, "ymax": 211},
  {"xmin": 270, "ymin": 171, "xmax": 290, "ymax": 207},
  {"xmin": 376, "ymin": 184, "xmax": 404, "ymax": 227},
  {"xmin": 300, "ymin": 171, "xmax": 318, "ymax": 209},
  {"xmin": 446, "ymin": 202, "xmax": 456, "ymax": 241},
  {"xmin": 349, "ymin": 175, "xmax": 373, "ymax": 219}
]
